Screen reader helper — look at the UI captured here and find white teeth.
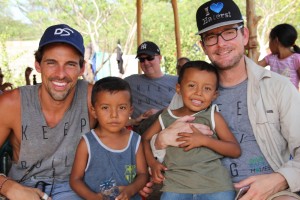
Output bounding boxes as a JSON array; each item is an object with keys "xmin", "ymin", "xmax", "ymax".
[
  {"xmin": 217, "ymin": 49, "xmax": 230, "ymax": 55},
  {"xmin": 53, "ymin": 81, "xmax": 67, "ymax": 86},
  {"xmin": 192, "ymin": 99, "xmax": 202, "ymax": 105}
]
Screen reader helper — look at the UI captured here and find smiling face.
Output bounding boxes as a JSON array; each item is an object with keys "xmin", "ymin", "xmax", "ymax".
[
  {"xmin": 91, "ymin": 90, "xmax": 133, "ymax": 134},
  {"xmin": 35, "ymin": 43, "xmax": 84, "ymax": 101},
  {"xmin": 138, "ymin": 54, "xmax": 163, "ymax": 78},
  {"xmin": 176, "ymin": 67, "xmax": 218, "ymax": 115},
  {"xmin": 201, "ymin": 24, "xmax": 249, "ymax": 71}
]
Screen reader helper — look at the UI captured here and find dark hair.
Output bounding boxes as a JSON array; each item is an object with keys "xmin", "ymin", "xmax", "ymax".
[
  {"xmin": 269, "ymin": 23, "xmax": 300, "ymax": 53},
  {"xmin": 178, "ymin": 60, "xmax": 219, "ymax": 89},
  {"xmin": 177, "ymin": 57, "xmax": 190, "ymax": 64},
  {"xmin": 34, "ymin": 43, "xmax": 85, "ymax": 68},
  {"xmin": 91, "ymin": 76, "xmax": 132, "ymax": 106}
]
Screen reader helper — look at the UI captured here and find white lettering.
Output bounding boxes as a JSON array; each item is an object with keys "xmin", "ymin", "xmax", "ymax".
[{"xmin": 54, "ymin": 28, "xmax": 74, "ymax": 36}]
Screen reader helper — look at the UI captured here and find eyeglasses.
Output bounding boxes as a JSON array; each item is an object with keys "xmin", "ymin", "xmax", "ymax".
[
  {"xmin": 138, "ymin": 56, "xmax": 155, "ymax": 63},
  {"xmin": 202, "ymin": 25, "xmax": 244, "ymax": 46}
]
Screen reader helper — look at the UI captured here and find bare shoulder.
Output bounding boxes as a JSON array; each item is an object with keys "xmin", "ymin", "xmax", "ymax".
[
  {"xmin": 0, "ymin": 88, "xmax": 22, "ymax": 149},
  {"xmin": 213, "ymin": 111, "xmax": 224, "ymax": 120},
  {"xmin": 0, "ymin": 88, "xmax": 21, "ymax": 118}
]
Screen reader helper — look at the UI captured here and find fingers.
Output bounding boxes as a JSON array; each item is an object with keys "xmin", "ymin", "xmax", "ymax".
[
  {"xmin": 41, "ymin": 193, "xmax": 49, "ymax": 200},
  {"xmin": 177, "ymin": 115, "xmax": 195, "ymax": 122},
  {"xmin": 34, "ymin": 188, "xmax": 50, "ymax": 200}
]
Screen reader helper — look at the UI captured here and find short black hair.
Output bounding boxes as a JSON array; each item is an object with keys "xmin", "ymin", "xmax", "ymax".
[
  {"xmin": 178, "ymin": 60, "xmax": 219, "ymax": 89},
  {"xmin": 34, "ymin": 43, "xmax": 85, "ymax": 68},
  {"xmin": 91, "ymin": 76, "xmax": 132, "ymax": 106}
]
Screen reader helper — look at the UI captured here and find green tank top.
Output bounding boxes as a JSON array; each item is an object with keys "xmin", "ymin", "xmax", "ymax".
[{"xmin": 161, "ymin": 105, "xmax": 234, "ymax": 194}]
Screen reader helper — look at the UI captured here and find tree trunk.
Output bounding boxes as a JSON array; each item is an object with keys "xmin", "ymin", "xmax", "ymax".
[
  {"xmin": 171, "ymin": 0, "xmax": 181, "ymax": 59},
  {"xmin": 136, "ymin": 0, "xmax": 142, "ymax": 74},
  {"xmin": 246, "ymin": 0, "xmax": 261, "ymax": 63}
]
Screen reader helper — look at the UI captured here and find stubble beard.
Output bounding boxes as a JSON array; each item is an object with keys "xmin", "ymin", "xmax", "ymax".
[{"xmin": 211, "ymin": 50, "xmax": 244, "ymax": 72}]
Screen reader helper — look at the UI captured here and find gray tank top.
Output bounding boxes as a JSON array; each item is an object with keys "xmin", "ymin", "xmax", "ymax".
[{"xmin": 9, "ymin": 80, "xmax": 90, "ymax": 182}]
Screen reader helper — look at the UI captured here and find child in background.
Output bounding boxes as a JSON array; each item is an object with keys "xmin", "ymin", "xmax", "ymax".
[
  {"xmin": 142, "ymin": 61, "xmax": 241, "ymax": 200},
  {"xmin": 70, "ymin": 77, "xmax": 148, "ymax": 200},
  {"xmin": 258, "ymin": 23, "xmax": 300, "ymax": 89}
]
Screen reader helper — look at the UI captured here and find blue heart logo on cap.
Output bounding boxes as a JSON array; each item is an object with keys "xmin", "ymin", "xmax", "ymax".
[{"xmin": 210, "ymin": 2, "xmax": 224, "ymax": 13}]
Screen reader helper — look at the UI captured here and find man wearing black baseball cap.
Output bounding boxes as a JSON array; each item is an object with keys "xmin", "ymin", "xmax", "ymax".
[
  {"xmin": 125, "ymin": 41, "xmax": 177, "ymax": 133},
  {"xmin": 153, "ymin": 0, "xmax": 300, "ymax": 199}
]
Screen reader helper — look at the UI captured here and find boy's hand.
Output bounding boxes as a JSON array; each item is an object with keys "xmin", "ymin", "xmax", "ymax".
[{"xmin": 149, "ymin": 161, "xmax": 167, "ymax": 184}]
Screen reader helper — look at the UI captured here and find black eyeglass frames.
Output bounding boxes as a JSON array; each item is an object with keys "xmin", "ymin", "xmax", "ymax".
[{"xmin": 202, "ymin": 25, "xmax": 244, "ymax": 46}]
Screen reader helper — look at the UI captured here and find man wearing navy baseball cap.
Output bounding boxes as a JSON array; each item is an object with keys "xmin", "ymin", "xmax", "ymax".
[
  {"xmin": 0, "ymin": 24, "xmax": 96, "ymax": 200},
  {"xmin": 153, "ymin": 0, "xmax": 300, "ymax": 199},
  {"xmin": 0, "ymin": 23, "xmax": 153, "ymax": 200}
]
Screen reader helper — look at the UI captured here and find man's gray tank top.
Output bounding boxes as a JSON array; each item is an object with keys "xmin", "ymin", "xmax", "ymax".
[{"xmin": 9, "ymin": 80, "xmax": 90, "ymax": 182}]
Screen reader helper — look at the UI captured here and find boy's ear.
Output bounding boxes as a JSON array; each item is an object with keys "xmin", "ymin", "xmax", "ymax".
[{"xmin": 91, "ymin": 106, "xmax": 97, "ymax": 119}]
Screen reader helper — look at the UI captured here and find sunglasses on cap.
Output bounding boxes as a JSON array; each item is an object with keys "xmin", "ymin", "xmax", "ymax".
[{"xmin": 138, "ymin": 55, "xmax": 155, "ymax": 63}]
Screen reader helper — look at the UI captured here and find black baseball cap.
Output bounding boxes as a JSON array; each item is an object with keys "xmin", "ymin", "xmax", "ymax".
[
  {"xmin": 136, "ymin": 41, "xmax": 160, "ymax": 58},
  {"xmin": 196, "ymin": 0, "xmax": 243, "ymax": 35},
  {"xmin": 38, "ymin": 24, "xmax": 85, "ymax": 56}
]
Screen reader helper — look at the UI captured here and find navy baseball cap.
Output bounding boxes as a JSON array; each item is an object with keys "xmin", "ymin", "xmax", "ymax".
[
  {"xmin": 196, "ymin": 0, "xmax": 243, "ymax": 35},
  {"xmin": 136, "ymin": 41, "xmax": 160, "ymax": 58},
  {"xmin": 38, "ymin": 24, "xmax": 85, "ymax": 56}
]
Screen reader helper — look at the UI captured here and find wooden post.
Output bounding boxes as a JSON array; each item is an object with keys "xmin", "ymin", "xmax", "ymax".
[
  {"xmin": 246, "ymin": 0, "xmax": 261, "ymax": 63},
  {"xmin": 171, "ymin": 0, "xmax": 181, "ymax": 59},
  {"xmin": 136, "ymin": 0, "xmax": 142, "ymax": 74}
]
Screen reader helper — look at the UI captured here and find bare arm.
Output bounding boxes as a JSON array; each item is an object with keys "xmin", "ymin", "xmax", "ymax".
[
  {"xmin": 116, "ymin": 141, "xmax": 148, "ymax": 200},
  {"xmin": 0, "ymin": 90, "xmax": 49, "ymax": 199},
  {"xmin": 258, "ymin": 58, "xmax": 267, "ymax": 67},
  {"xmin": 142, "ymin": 119, "xmax": 167, "ymax": 183},
  {"xmin": 70, "ymin": 138, "xmax": 103, "ymax": 200}
]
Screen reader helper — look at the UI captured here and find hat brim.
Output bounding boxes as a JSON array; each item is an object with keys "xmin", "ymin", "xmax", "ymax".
[
  {"xmin": 136, "ymin": 51, "xmax": 157, "ymax": 58},
  {"xmin": 196, "ymin": 20, "xmax": 244, "ymax": 35}
]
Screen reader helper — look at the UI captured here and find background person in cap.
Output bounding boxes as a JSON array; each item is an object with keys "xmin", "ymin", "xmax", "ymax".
[
  {"xmin": 153, "ymin": 0, "xmax": 300, "ymax": 199},
  {"xmin": 124, "ymin": 41, "xmax": 177, "ymax": 134}
]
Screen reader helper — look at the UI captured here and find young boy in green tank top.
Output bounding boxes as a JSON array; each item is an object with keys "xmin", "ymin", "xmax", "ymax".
[{"xmin": 142, "ymin": 61, "xmax": 241, "ymax": 200}]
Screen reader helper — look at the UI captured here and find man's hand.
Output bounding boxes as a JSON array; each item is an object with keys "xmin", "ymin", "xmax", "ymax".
[
  {"xmin": 155, "ymin": 115, "xmax": 213, "ymax": 149},
  {"xmin": 3, "ymin": 179, "xmax": 51, "ymax": 200},
  {"xmin": 234, "ymin": 173, "xmax": 288, "ymax": 200},
  {"xmin": 129, "ymin": 109, "xmax": 159, "ymax": 126},
  {"xmin": 177, "ymin": 124, "xmax": 211, "ymax": 151}
]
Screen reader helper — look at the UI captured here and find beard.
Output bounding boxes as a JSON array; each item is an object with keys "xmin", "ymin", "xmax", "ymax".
[{"xmin": 209, "ymin": 48, "xmax": 245, "ymax": 71}]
